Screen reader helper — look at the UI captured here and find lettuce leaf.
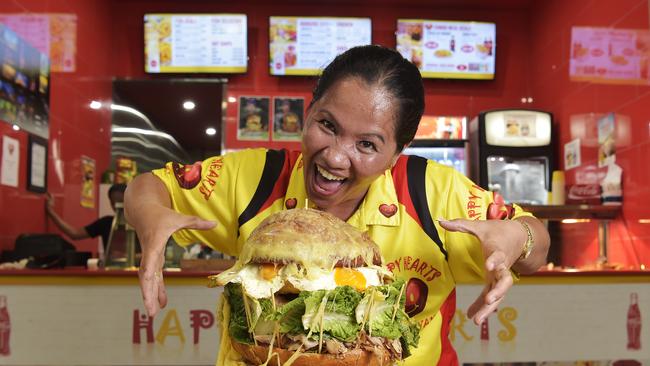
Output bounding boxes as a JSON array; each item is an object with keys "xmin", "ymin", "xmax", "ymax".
[
  {"xmin": 224, "ymin": 283, "xmax": 253, "ymax": 344},
  {"xmin": 356, "ymin": 280, "xmax": 421, "ymax": 355},
  {"xmin": 274, "ymin": 293, "xmax": 308, "ymax": 334},
  {"xmin": 302, "ymin": 286, "xmax": 362, "ymax": 341}
]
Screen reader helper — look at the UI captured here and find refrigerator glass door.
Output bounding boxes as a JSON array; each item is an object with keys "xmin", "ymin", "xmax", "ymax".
[
  {"xmin": 403, "ymin": 146, "xmax": 467, "ymax": 175},
  {"xmin": 486, "ymin": 156, "xmax": 548, "ymax": 204}
]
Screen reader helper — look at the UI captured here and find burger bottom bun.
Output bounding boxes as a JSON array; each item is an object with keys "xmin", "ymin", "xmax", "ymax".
[{"xmin": 231, "ymin": 339, "xmax": 392, "ymax": 366}]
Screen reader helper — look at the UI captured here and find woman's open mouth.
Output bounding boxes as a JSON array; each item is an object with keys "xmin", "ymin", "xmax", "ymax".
[{"xmin": 312, "ymin": 164, "xmax": 347, "ymax": 196}]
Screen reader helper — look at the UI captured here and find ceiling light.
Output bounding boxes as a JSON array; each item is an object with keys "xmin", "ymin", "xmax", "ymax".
[
  {"xmin": 89, "ymin": 101, "xmax": 102, "ymax": 109},
  {"xmin": 561, "ymin": 219, "xmax": 591, "ymax": 224},
  {"xmin": 227, "ymin": 96, "xmax": 237, "ymax": 103},
  {"xmin": 205, "ymin": 127, "xmax": 217, "ymax": 136},
  {"xmin": 12, "ymin": 124, "xmax": 20, "ymax": 131},
  {"xmin": 183, "ymin": 101, "xmax": 196, "ymax": 110}
]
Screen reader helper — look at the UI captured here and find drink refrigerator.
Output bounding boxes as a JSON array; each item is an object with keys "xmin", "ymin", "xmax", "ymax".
[
  {"xmin": 403, "ymin": 116, "xmax": 469, "ymax": 176},
  {"xmin": 469, "ymin": 109, "xmax": 554, "ymax": 205}
]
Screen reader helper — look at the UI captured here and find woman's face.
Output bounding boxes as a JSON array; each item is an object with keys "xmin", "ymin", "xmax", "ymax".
[{"xmin": 302, "ymin": 77, "xmax": 400, "ymax": 216}]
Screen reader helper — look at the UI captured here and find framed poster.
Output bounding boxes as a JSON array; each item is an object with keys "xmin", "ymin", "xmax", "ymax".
[
  {"xmin": 27, "ymin": 134, "xmax": 47, "ymax": 193},
  {"xmin": 272, "ymin": 97, "xmax": 304, "ymax": 141},
  {"xmin": 237, "ymin": 96, "xmax": 270, "ymax": 141}
]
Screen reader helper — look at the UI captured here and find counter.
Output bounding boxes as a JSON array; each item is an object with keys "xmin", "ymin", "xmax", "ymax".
[{"xmin": 0, "ymin": 269, "xmax": 648, "ymax": 365}]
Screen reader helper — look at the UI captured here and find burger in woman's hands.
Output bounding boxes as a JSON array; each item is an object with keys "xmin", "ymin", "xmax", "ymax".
[{"xmin": 209, "ymin": 208, "xmax": 420, "ymax": 366}]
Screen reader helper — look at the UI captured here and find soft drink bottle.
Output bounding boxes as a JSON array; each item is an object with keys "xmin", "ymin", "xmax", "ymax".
[
  {"xmin": 627, "ymin": 292, "xmax": 641, "ymax": 350},
  {"xmin": 0, "ymin": 295, "xmax": 10, "ymax": 356}
]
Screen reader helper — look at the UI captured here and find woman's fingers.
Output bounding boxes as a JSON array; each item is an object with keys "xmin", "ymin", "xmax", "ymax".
[
  {"xmin": 467, "ymin": 285, "xmax": 489, "ymax": 319},
  {"xmin": 181, "ymin": 215, "xmax": 216, "ymax": 231}
]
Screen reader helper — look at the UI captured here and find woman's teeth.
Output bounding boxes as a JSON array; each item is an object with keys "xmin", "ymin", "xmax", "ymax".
[{"xmin": 316, "ymin": 165, "xmax": 345, "ymax": 181}]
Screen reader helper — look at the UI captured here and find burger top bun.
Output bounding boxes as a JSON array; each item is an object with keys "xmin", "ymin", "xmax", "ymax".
[
  {"xmin": 231, "ymin": 340, "xmax": 392, "ymax": 366},
  {"xmin": 239, "ymin": 208, "xmax": 382, "ymax": 269}
]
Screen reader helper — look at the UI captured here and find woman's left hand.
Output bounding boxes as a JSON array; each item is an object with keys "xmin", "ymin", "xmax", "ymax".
[{"xmin": 438, "ymin": 218, "xmax": 528, "ymax": 325}]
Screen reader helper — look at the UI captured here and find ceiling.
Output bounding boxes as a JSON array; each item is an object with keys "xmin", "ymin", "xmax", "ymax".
[{"xmin": 112, "ymin": 79, "xmax": 225, "ymax": 162}]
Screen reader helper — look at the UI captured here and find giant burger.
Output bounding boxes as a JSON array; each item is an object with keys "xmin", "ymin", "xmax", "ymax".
[{"xmin": 208, "ymin": 208, "xmax": 420, "ymax": 365}]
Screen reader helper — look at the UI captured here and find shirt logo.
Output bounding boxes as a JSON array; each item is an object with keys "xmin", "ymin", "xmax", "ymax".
[
  {"xmin": 198, "ymin": 158, "xmax": 224, "ymax": 200},
  {"xmin": 405, "ymin": 277, "xmax": 428, "ymax": 317},
  {"xmin": 379, "ymin": 203, "xmax": 397, "ymax": 218},
  {"xmin": 172, "ymin": 162, "xmax": 202, "ymax": 189},
  {"xmin": 285, "ymin": 198, "xmax": 297, "ymax": 209}
]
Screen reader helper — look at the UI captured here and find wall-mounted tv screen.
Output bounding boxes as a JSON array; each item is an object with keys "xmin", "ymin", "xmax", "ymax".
[
  {"xmin": 396, "ymin": 19, "xmax": 496, "ymax": 80},
  {"xmin": 269, "ymin": 16, "xmax": 371, "ymax": 76},
  {"xmin": 144, "ymin": 14, "xmax": 247, "ymax": 73}
]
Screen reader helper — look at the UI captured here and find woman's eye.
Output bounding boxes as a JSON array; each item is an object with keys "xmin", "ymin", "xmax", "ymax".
[
  {"xmin": 318, "ymin": 119, "xmax": 336, "ymax": 132},
  {"xmin": 358, "ymin": 140, "xmax": 377, "ymax": 152}
]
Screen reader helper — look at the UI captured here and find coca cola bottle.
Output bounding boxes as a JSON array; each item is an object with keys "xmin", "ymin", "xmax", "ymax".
[
  {"xmin": 627, "ymin": 292, "xmax": 641, "ymax": 350},
  {"xmin": 0, "ymin": 295, "xmax": 10, "ymax": 356}
]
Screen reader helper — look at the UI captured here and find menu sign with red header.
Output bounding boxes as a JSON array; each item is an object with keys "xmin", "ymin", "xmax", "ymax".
[
  {"xmin": 144, "ymin": 14, "xmax": 247, "ymax": 73},
  {"xmin": 570, "ymin": 27, "xmax": 650, "ymax": 85},
  {"xmin": 269, "ymin": 17, "xmax": 371, "ymax": 76},
  {"xmin": 396, "ymin": 19, "xmax": 496, "ymax": 80}
]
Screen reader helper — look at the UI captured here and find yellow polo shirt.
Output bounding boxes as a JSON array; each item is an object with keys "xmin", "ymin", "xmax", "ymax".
[{"xmin": 152, "ymin": 148, "xmax": 531, "ymax": 366}]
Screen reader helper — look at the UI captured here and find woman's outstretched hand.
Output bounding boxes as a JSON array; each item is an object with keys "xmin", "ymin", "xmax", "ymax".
[
  {"xmin": 438, "ymin": 218, "xmax": 529, "ymax": 325},
  {"xmin": 125, "ymin": 173, "xmax": 215, "ymax": 317}
]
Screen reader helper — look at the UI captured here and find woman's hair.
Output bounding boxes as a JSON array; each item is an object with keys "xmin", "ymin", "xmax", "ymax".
[{"xmin": 309, "ymin": 45, "xmax": 425, "ymax": 152}]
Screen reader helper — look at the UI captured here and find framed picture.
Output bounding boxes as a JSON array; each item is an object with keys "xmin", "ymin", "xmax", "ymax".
[
  {"xmin": 27, "ymin": 134, "xmax": 47, "ymax": 193},
  {"xmin": 272, "ymin": 96, "xmax": 304, "ymax": 141},
  {"xmin": 237, "ymin": 96, "xmax": 270, "ymax": 141}
]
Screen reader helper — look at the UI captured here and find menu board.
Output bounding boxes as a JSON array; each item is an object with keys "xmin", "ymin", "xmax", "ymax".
[
  {"xmin": 0, "ymin": 13, "xmax": 77, "ymax": 73},
  {"xmin": 396, "ymin": 19, "xmax": 496, "ymax": 80},
  {"xmin": 570, "ymin": 27, "xmax": 650, "ymax": 85},
  {"xmin": 269, "ymin": 16, "xmax": 371, "ymax": 76},
  {"xmin": 0, "ymin": 24, "xmax": 50, "ymax": 139},
  {"xmin": 144, "ymin": 14, "xmax": 247, "ymax": 73}
]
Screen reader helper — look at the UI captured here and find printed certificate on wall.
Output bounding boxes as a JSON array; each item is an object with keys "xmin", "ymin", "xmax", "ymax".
[
  {"xmin": 396, "ymin": 19, "xmax": 496, "ymax": 80},
  {"xmin": 144, "ymin": 14, "xmax": 247, "ymax": 73}
]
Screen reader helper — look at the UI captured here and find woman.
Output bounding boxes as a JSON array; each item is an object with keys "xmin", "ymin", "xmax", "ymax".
[{"xmin": 125, "ymin": 45, "xmax": 549, "ymax": 365}]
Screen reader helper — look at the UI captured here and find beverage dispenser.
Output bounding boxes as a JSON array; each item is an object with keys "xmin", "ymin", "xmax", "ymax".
[{"xmin": 469, "ymin": 109, "xmax": 554, "ymax": 205}]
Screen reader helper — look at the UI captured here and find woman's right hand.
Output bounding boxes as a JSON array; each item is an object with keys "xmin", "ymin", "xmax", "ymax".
[{"xmin": 124, "ymin": 173, "xmax": 216, "ymax": 317}]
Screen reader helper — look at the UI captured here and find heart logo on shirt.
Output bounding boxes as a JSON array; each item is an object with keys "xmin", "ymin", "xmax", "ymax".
[
  {"xmin": 379, "ymin": 203, "xmax": 397, "ymax": 218},
  {"xmin": 285, "ymin": 198, "xmax": 297, "ymax": 209}
]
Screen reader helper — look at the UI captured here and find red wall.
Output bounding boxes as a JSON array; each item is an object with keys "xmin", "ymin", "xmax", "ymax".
[
  {"xmin": 0, "ymin": 0, "xmax": 113, "ymax": 253},
  {"xmin": 1, "ymin": 0, "xmax": 533, "ymax": 254},
  {"xmin": 529, "ymin": 0, "xmax": 650, "ymax": 267},
  {"xmin": 4, "ymin": 1, "xmax": 645, "ymax": 267},
  {"xmin": 109, "ymin": 0, "xmax": 532, "ymax": 150}
]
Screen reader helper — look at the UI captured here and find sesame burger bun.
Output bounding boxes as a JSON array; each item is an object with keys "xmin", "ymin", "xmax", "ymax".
[
  {"xmin": 231, "ymin": 340, "xmax": 392, "ymax": 366},
  {"xmin": 240, "ymin": 208, "xmax": 382, "ymax": 269}
]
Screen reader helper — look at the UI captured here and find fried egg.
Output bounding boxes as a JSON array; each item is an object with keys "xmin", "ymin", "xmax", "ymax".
[{"xmin": 229, "ymin": 264, "xmax": 383, "ymax": 298}]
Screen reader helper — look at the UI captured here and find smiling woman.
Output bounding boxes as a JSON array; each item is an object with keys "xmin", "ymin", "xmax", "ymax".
[{"xmin": 124, "ymin": 45, "xmax": 550, "ymax": 366}]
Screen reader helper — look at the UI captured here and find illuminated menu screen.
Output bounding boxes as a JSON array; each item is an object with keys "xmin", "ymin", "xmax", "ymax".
[
  {"xmin": 0, "ymin": 13, "xmax": 77, "ymax": 73},
  {"xmin": 144, "ymin": 14, "xmax": 247, "ymax": 73},
  {"xmin": 396, "ymin": 19, "xmax": 496, "ymax": 80},
  {"xmin": 269, "ymin": 17, "xmax": 371, "ymax": 76},
  {"xmin": 570, "ymin": 27, "xmax": 650, "ymax": 85}
]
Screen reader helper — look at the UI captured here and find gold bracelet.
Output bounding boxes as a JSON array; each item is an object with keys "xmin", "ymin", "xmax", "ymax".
[{"xmin": 517, "ymin": 220, "xmax": 534, "ymax": 261}]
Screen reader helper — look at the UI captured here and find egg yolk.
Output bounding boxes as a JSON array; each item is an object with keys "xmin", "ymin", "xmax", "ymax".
[
  {"xmin": 260, "ymin": 264, "xmax": 281, "ymax": 280},
  {"xmin": 334, "ymin": 268, "xmax": 366, "ymax": 291}
]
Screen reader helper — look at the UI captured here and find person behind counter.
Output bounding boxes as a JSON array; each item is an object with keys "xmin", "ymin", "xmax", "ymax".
[
  {"xmin": 124, "ymin": 45, "xmax": 550, "ymax": 365},
  {"xmin": 46, "ymin": 184, "xmax": 127, "ymax": 252}
]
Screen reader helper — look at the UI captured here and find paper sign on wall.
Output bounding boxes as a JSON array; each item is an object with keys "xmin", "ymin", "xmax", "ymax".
[{"xmin": 1, "ymin": 136, "xmax": 19, "ymax": 187}]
